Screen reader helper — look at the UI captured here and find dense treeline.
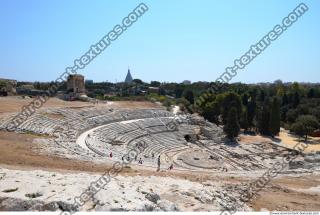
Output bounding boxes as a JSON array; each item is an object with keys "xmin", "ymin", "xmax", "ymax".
[
  {"xmin": 25, "ymin": 79, "xmax": 320, "ymax": 140},
  {"xmin": 166, "ymin": 80, "xmax": 320, "ymax": 140}
]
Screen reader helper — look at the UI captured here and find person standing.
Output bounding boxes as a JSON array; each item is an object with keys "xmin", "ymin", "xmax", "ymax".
[{"xmin": 157, "ymin": 155, "xmax": 161, "ymax": 171}]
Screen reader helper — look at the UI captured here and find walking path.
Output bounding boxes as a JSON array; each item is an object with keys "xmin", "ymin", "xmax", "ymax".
[{"xmin": 277, "ymin": 130, "xmax": 320, "ymax": 153}]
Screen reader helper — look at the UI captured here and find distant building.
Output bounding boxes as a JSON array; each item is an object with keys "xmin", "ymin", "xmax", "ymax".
[
  {"xmin": 124, "ymin": 69, "xmax": 133, "ymax": 84},
  {"xmin": 182, "ymin": 80, "xmax": 191, "ymax": 85},
  {"xmin": 67, "ymin": 74, "xmax": 85, "ymax": 94},
  {"xmin": 0, "ymin": 78, "xmax": 17, "ymax": 96}
]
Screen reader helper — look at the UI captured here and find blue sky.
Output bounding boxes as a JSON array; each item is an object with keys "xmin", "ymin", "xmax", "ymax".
[{"xmin": 0, "ymin": 0, "xmax": 319, "ymax": 83}]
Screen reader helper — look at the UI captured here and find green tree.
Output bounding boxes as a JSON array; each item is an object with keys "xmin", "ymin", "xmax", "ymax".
[
  {"xmin": 195, "ymin": 92, "xmax": 222, "ymax": 124},
  {"xmin": 258, "ymin": 90, "xmax": 265, "ymax": 102},
  {"xmin": 282, "ymin": 94, "xmax": 289, "ymax": 106},
  {"xmin": 293, "ymin": 92, "xmax": 300, "ymax": 108},
  {"xmin": 163, "ymin": 99, "xmax": 172, "ymax": 108},
  {"xmin": 240, "ymin": 108, "xmax": 249, "ymax": 131},
  {"xmin": 184, "ymin": 90, "xmax": 194, "ymax": 104},
  {"xmin": 158, "ymin": 88, "xmax": 166, "ymax": 96},
  {"xmin": 307, "ymin": 88, "xmax": 315, "ymax": 98},
  {"xmin": 247, "ymin": 98, "xmax": 256, "ymax": 128},
  {"xmin": 242, "ymin": 93, "xmax": 249, "ymax": 106},
  {"xmin": 150, "ymin": 81, "xmax": 161, "ymax": 87},
  {"xmin": 269, "ymin": 97, "xmax": 281, "ymax": 137},
  {"xmin": 221, "ymin": 92, "xmax": 242, "ymax": 124},
  {"xmin": 224, "ymin": 107, "xmax": 240, "ymax": 140},
  {"xmin": 174, "ymin": 86, "xmax": 184, "ymax": 98},
  {"xmin": 132, "ymin": 79, "xmax": 143, "ymax": 85},
  {"xmin": 257, "ymin": 99, "xmax": 271, "ymax": 135},
  {"xmin": 291, "ymin": 115, "xmax": 319, "ymax": 141},
  {"xmin": 202, "ymin": 100, "xmax": 221, "ymax": 124}
]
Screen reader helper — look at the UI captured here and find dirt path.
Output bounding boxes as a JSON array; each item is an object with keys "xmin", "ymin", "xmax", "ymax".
[
  {"xmin": 0, "ymin": 96, "xmax": 163, "ymax": 118},
  {"xmin": 0, "ymin": 131, "xmax": 119, "ymax": 173},
  {"xmin": 251, "ymin": 183, "xmax": 320, "ymax": 211},
  {"xmin": 279, "ymin": 130, "xmax": 320, "ymax": 153},
  {"xmin": 0, "ymin": 97, "xmax": 93, "ymax": 116}
]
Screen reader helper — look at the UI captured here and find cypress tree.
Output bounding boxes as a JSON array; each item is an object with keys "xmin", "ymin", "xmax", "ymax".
[
  {"xmin": 184, "ymin": 90, "xmax": 194, "ymax": 104},
  {"xmin": 224, "ymin": 107, "xmax": 240, "ymax": 140},
  {"xmin": 269, "ymin": 97, "xmax": 280, "ymax": 137},
  {"xmin": 240, "ymin": 108, "xmax": 249, "ymax": 131},
  {"xmin": 293, "ymin": 92, "xmax": 300, "ymax": 108},
  {"xmin": 257, "ymin": 98, "xmax": 270, "ymax": 135},
  {"xmin": 247, "ymin": 98, "xmax": 256, "ymax": 128},
  {"xmin": 221, "ymin": 92, "xmax": 242, "ymax": 124}
]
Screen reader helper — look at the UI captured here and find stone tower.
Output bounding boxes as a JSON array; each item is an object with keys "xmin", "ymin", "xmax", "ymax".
[
  {"xmin": 124, "ymin": 69, "xmax": 133, "ymax": 84},
  {"xmin": 67, "ymin": 74, "xmax": 85, "ymax": 94}
]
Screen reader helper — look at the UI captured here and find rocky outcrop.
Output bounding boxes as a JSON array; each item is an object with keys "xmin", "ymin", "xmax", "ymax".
[{"xmin": 0, "ymin": 197, "xmax": 78, "ymax": 211}]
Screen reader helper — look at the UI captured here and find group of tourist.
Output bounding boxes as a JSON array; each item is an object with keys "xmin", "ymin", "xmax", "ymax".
[{"xmin": 109, "ymin": 151, "xmax": 174, "ymax": 171}]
